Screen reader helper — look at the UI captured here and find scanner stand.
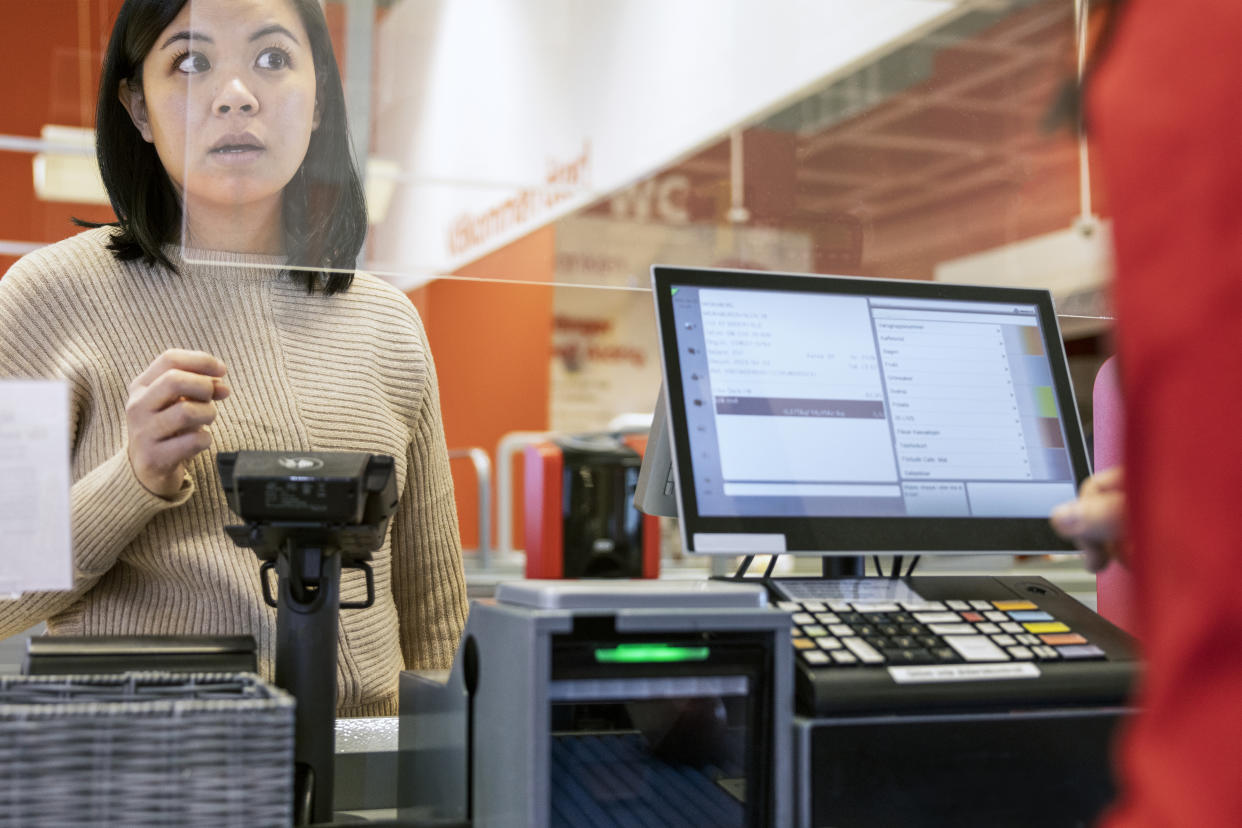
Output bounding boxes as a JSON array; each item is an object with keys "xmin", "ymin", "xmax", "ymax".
[{"xmin": 219, "ymin": 450, "xmax": 397, "ymax": 826}]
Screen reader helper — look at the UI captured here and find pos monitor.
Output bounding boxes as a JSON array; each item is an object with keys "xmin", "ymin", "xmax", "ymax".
[{"xmin": 643, "ymin": 265, "xmax": 1091, "ymax": 557}]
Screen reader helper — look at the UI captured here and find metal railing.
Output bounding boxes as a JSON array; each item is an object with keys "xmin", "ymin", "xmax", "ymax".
[{"xmin": 447, "ymin": 448, "xmax": 492, "ymax": 570}]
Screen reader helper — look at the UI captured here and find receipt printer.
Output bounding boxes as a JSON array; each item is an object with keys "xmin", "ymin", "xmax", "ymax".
[
  {"xmin": 398, "ymin": 580, "xmax": 791, "ymax": 827},
  {"xmin": 524, "ymin": 434, "xmax": 660, "ymax": 579}
]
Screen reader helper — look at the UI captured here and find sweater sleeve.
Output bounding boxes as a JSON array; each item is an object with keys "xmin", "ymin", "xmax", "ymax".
[
  {"xmin": 388, "ymin": 321, "xmax": 468, "ymax": 671},
  {"xmin": 0, "ymin": 251, "xmax": 195, "ymax": 638}
]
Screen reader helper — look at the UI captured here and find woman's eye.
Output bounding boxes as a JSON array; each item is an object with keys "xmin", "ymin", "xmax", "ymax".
[
  {"xmin": 174, "ymin": 52, "xmax": 210, "ymax": 74},
  {"xmin": 256, "ymin": 48, "xmax": 291, "ymax": 70}
]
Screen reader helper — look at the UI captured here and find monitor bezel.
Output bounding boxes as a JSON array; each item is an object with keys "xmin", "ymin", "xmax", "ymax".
[{"xmin": 651, "ymin": 265, "xmax": 1091, "ymax": 555}]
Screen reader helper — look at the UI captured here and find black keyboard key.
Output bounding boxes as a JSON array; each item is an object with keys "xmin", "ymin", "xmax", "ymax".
[
  {"xmin": 883, "ymin": 649, "xmax": 934, "ymax": 665},
  {"xmin": 853, "ymin": 625, "xmax": 877, "ymax": 637},
  {"xmin": 902, "ymin": 624, "xmax": 927, "ymax": 637},
  {"xmin": 891, "ymin": 636, "xmax": 916, "ymax": 649},
  {"xmin": 932, "ymin": 647, "xmax": 960, "ymax": 663},
  {"xmin": 917, "ymin": 635, "xmax": 940, "ymax": 649},
  {"xmin": 878, "ymin": 624, "xmax": 901, "ymax": 637}
]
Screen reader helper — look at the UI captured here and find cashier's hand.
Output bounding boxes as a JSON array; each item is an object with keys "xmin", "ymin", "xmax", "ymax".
[
  {"xmin": 125, "ymin": 349, "xmax": 230, "ymax": 498},
  {"xmin": 1050, "ymin": 466, "xmax": 1125, "ymax": 573}
]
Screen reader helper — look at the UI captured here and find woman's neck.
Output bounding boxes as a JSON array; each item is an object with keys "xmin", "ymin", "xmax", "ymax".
[{"xmin": 181, "ymin": 196, "xmax": 285, "ymax": 255}]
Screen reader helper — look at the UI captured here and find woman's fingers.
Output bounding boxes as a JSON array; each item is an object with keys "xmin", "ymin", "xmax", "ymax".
[
  {"xmin": 125, "ymin": 349, "xmax": 229, "ymax": 497},
  {"xmin": 129, "ymin": 349, "xmax": 227, "ymax": 393}
]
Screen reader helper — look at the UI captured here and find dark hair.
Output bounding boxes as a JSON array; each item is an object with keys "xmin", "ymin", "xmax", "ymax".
[{"xmin": 87, "ymin": 0, "xmax": 366, "ymax": 294}]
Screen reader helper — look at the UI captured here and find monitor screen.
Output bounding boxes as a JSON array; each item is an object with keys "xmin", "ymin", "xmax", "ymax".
[{"xmin": 649, "ymin": 266, "xmax": 1090, "ymax": 555}]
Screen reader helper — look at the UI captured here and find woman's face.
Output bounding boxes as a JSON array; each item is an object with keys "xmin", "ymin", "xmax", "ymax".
[{"xmin": 120, "ymin": 0, "xmax": 319, "ymax": 216}]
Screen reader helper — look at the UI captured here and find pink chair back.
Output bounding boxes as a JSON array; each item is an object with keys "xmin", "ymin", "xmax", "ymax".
[{"xmin": 1092, "ymin": 356, "xmax": 1136, "ymax": 634}]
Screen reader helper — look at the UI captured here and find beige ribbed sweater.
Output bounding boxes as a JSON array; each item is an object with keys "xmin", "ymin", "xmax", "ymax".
[{"xmin": 0, "ymin": 227, "xmax": 468, "ymax": 716}]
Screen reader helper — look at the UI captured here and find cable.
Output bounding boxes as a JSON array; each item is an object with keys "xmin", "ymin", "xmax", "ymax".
[
  {"xmin": 733, "ymin": 555, "xmax": 754, "ymax": 580},
  {"xmin": 871, "ymin": 555, "xmax": 883, "ymax": 577},
  {"xmin": 762, "ymin": 554, "xmax": 779, "ymax": 579},
  {"xmin": 891, "ymin": 555, "xmax": 904, "ymax": 579},
  {"xmin": 905, "ymin": 555, "xmax": 921, "ymax": 577}
]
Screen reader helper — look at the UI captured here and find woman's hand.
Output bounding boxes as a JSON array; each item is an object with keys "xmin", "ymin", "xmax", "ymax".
[
  {"xmin": 1050, "ymin": 466, "xmax": 1126, "ymax": 572},
  {"xmin": 125, "ymin": 349, "xmax": 230, "ymax": 498}
]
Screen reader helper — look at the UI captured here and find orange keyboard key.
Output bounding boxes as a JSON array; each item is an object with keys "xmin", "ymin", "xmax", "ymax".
[
  {"xmin": 1040, "ymin": 633, "xmax": 1088, "ymax": 646},
  {"xmin": 993, "ymin": 600, "xmax": 1038, "ymax": 611},
  {"xmin": 793, "ymin": 638, "xmax": 816, "ymax": 650}
]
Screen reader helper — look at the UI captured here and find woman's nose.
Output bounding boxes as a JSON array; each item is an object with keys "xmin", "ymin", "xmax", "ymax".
[{"xmin": 214, "ymin": 76, "xmax": 259, "ymax": 115}]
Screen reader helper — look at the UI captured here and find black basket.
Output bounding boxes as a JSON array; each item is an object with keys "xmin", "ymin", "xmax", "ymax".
[{"xmin": 0, "ymin": 671, "xmax": 294, "ymax": 827}]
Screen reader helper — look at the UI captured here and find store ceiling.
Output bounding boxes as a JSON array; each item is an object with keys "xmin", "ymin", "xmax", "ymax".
[{"xmin": 667, "ymin": 0, "xmax": 1077, "ymax": 230}]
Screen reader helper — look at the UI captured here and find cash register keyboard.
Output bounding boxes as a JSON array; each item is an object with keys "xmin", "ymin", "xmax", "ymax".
[{"xmin": 777, "ymin": 598, "xmax": 1108, "ymax": 668}]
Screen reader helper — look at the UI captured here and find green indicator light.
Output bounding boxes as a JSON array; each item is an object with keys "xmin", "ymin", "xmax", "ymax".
[
  {"xmin": 670, "ymin": 287, "xmax": 679, "ymax": 296},
  {"xmin": 594, "ymin": 644, "xmax": 709, "ymax": 664}
]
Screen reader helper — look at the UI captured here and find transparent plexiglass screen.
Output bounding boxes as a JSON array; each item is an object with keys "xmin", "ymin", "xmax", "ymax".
[
  {"xmin": 179, "ymin": 0, "xmax": 1110, "ymax": 309},
  {"xmin": 5, "ymin": 0, "xmax": 1113, "ymax": 563}
]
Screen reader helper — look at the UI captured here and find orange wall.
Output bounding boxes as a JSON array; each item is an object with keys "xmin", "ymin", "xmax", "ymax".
[
  {"xmin": 0, "ymin": 0, "xmax": 119, "ymax": 275},
  {"xmin": 411, "ymin": 227, "xmax": 556, "ymax": 552}
]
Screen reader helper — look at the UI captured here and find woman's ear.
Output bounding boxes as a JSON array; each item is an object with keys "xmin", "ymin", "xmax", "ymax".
[{"xmin": 118, "ymin": 79, "xmax": 154, "ymax": 142}]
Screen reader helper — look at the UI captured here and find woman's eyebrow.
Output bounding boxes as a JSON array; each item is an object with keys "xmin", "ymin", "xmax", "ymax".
[
  {"xmin": 249, "ymin": 24, "xmax": 300, "ymax": 44},
  {"xmin": 160, "ymin": 30, "xmax": 211, "ymax": 49}
]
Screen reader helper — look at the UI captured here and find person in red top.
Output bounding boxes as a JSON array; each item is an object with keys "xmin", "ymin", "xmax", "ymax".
[{"xmin": 1050, "ymin": 0, "xmax": 1242, "ymax": 824}]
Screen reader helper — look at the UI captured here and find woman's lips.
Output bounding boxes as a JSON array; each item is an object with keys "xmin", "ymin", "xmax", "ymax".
[
  {"xmin": 209, "ymin": 133, "xmax": 265, "ymax": 162},
  {"xmin": 208, "ymin": 143, "xmax": 265, "ymax": 164}
]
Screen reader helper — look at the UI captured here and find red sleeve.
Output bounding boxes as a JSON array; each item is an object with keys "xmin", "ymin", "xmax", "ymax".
[{"xmin": 1088, "ymin": 1, "xmax": 1242, "ymax": 825}]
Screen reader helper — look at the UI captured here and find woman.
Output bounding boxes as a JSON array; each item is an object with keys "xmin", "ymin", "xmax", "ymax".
[{"xmin": 0, "ymin": 0, "xmax": 468, "ymax": 717}]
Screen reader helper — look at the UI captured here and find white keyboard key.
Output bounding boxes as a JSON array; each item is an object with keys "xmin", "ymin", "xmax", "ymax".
[
  {"xmin": 841, "ymin": 637, "xmax": 885, "ymax": 664},
  {"xmin": 802, "ymin": 625, "xmax": 828, "ymax": 637},
  {"xmin": 946, "ymin": 600, "xmax": 971, "ymax": 611},
  {"xmin": 831, "ymin": 650, "xmax": 858, "ymax": 665},
  {"xmin": 829, "ymin": 624, "xmax": 854, "ymax": 638},
  {"xmin": 853, "ymin": 602, "xmax": 900, "ymax": 613},
  {"xmin": 777, "ymin": 602, "xmax": 802, "ymax": 612},
  {"xmin": 975, "ymin": 623, "xmax": 1002, "ymax": 635},
  {"xmin": 1007, "ymin": 646, "xmax": 1034, "ymax": 660},
  {"xmin": 802, "ymin": 601, "xmax": 827, "ymax": 612},
  {"xmin": 991, "ymin": 634, "xmax": 1017, "ymax": 647},
  {"xmin": 928, "ymin": 623, "xmax": 976, "ymax": 636},
  {"xmin": 827, "ymin": 600, "xmax": 853, "ymax": 612},
  {"xmin": 970, "ymin": 600, "xmax": 993, "ymax": 610},
  {"xmin": 817, "ymin": 637, "xmax": 843, "ymax": 650},
  {"xmin": 815, "ymin": 613, "xmax": 840, "ymax": 625},
  {"xmin": 1000, "ymin": 622, "xmax": 1025, "ymax": 634},
  {"xmin": 792, "ymin": 613, "xmax": 816, "ymax": 625},
  {"xmin": 984, "ymin": 611, "xmax": 1009, "ymax": 623},
  {"xmin": 913, "ymin": 612, "xmax": 961, "ymax": 624},
  {"xmin": 944, "ymin": 635, "xmax": 1010, "ymax": 662},
  {"xmin": 802, "ymin": 650, "xmax": 830, "ymax": 665},
  {"xmin": 899, "ymin": 601, "xmax": 946, "ymax": 611}
]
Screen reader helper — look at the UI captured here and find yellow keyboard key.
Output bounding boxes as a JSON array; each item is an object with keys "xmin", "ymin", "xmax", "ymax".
[
  {"xmin": 993, "ymin": 600, "xmax": 1038, "ymax": 611},
  {"xmin": 793, "ymin": 638, "xmax": 816, "ymax": 650},
  {"xmin": 1024, "ymin": 622, "xmax": 1070, "ymax": 634}
]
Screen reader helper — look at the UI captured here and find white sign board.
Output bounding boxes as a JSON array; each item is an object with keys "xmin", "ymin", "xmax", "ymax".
[{"xmin": 0, "ymin": 380, "xmax": 72, "ymax": 596}]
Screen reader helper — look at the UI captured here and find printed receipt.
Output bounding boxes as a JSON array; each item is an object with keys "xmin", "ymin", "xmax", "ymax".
[{"xmin": 0, "ymin": 380, "xmax": 72, "ymax": 596}]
